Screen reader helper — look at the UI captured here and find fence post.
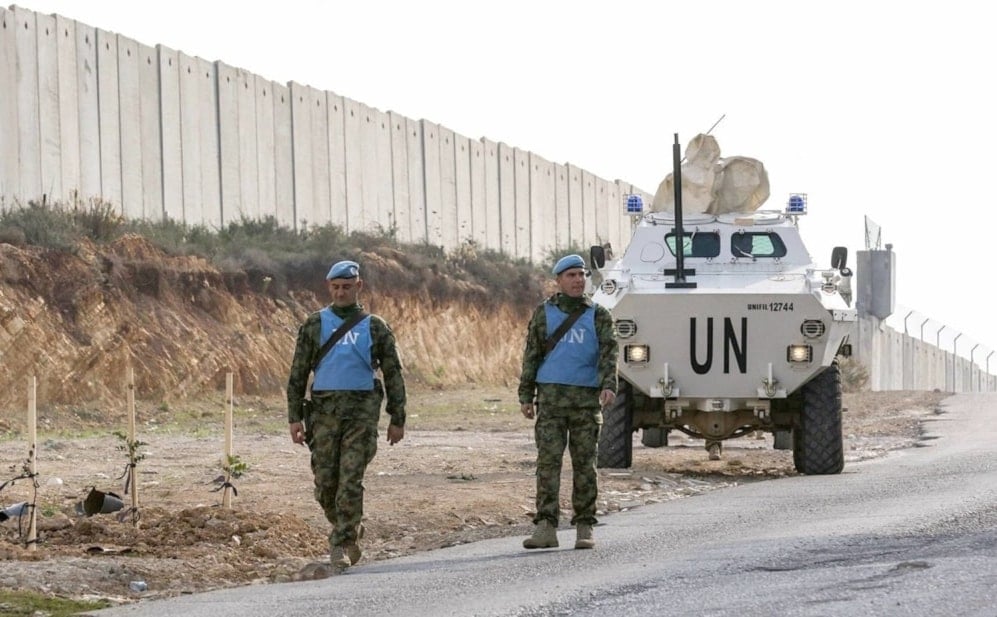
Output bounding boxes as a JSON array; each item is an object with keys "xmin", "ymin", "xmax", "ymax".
[
  {"xmin": 126, "ymin": 367, "xmax": 140, "ymax": 527},
  {"xmin": 27, "ymin": 377, "xmax": 37, "ymax": 551},
  {"xmin": 223, "ymin": 372, "xmax": 234, "ymax": 508}
]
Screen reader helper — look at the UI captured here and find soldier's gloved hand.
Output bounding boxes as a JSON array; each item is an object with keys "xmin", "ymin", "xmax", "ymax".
[
  {"xmin": 387, "ymin": 424, "xmax": 404, "ymax": 445},
  {"xmin": 521, "ymin": 402, "xmax": 536, "ymax": 419}
]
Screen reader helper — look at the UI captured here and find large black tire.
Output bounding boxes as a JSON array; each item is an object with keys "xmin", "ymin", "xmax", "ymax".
[
  {"xmin": 641, "ymin": 427, "xmax": 669, "ymax": 448},
  {"xmin": 598, "ymin": 380, "xmax": 633, "ymax": 468},
  {"xmin": 793, "ymin": 361, "xmax": 845, "ymax": 475}
]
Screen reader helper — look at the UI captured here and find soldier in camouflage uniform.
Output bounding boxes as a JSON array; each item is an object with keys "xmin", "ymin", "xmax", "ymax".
[
  {"xmin": 287, "ymin": 260, "xmax": 406, "ymax": 570},
  {"xmin": 519, "ymin": 254, "xmax": 617, "ymax": 550}
]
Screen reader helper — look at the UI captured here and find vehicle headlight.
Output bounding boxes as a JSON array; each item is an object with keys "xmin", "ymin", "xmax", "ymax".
[
  {"xmin": 787, "ymin": 345, "xmax": 813, "ymax": 363},
  {"xmin": 600, "ymin": 279, "xmax": 618, "ymax": 295},
  {"xmin": 624, "ymin": 344, "xmax": 650, "ymax": 364}
]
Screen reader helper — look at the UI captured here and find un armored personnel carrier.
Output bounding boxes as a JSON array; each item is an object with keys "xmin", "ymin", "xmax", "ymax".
[{"xmin": 591, "ymin": 141, "xmax": 856, "ymax": 475}]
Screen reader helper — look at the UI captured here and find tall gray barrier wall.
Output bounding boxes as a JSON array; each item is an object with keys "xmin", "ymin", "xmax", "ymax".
[
  {"xmin": 855, "ymin": 315, "xmax": 995, "ymax": 392},
  {"xmin": 0, "ymin": 5, "xmax": 649, "ymax": 263}
]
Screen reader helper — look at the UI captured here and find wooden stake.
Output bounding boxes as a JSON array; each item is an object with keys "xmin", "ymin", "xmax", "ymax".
[
  {"xmin": 127, "ymin": 367, "xmax": 140, "ymax": 527},
  {"xmin": 27, "ymin": 377, "xmax": 37, "ymax": 551},
  {"xmin": 223, "ymin": 372, "xmax": 234, "ymax": 508}
]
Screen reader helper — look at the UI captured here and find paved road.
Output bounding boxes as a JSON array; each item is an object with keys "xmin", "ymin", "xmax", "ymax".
[{"xmin": 86, "ymin": 393, "xmax": 997, "ymax": 617}]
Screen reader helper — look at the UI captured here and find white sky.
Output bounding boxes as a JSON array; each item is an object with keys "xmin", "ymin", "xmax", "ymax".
[{"xmin": 14, "ymin": 0, "xmax": 997, "ymax": 364}]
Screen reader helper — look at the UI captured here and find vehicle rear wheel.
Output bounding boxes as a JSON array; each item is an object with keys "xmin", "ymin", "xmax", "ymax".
[
  {"xmin": 793, "ymin": 361, "xmax": 845, "ymax": 475},
  {"xmin": 641, "ymin": 427, "xmax": 669, "ymax": 448},
  {"xmin": 598, "ymin": 379, "xmax": 633, "ymax": 468}
]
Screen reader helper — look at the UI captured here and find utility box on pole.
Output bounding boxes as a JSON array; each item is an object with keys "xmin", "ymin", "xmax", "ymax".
[{"xmin": 856, "ymin": 245, "xmax": 895, "ymax": 320}]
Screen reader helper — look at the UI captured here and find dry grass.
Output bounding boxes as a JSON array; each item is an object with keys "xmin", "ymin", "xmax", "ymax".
[{"xmin": 375, "ymin": 296, "xmax": 527, "ymax": 388}]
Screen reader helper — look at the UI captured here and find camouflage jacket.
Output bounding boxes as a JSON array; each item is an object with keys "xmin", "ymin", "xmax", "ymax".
[
  {"xmin": 518, "ymin": 293, "xmax": 618, "ymax": 409},
  {"xmin": 286, "ymin": 303, "xmax": 406, "ymax": 427}
]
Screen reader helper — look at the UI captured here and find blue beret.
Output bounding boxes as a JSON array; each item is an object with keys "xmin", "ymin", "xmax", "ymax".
[
  {"xmin": 552, "ymin": 254, "xmax": 585, "ymax": 275},
  {"xmin": 326, "ymin": 260, "xmax": 360, "ymax": 280}
]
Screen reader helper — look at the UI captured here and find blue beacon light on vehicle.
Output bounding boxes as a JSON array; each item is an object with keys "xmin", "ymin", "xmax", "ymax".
[
  {"xmin": 786, "ymin": 193, "xmax": 807, "ymax": 215},
  {"xmin": 626, "ymin": 194, "xmax": 644, "ymax": 215}
]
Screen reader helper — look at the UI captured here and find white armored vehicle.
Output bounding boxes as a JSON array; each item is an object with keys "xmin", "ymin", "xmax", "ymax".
[{"xmin": 591, "ymin": 137, "xmax": 856, "ymax": 475}]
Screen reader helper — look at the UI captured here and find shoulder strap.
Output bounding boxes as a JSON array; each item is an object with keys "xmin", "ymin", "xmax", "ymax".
[
  {"xmin": 312, "ymin": 311, "xmax": 369, "ymax": 371},
  {"xmin": 544, "ymin": 305, "xmax": 587, "ymax": 357}
]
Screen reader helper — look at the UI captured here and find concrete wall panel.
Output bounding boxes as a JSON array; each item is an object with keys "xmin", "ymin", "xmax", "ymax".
[
  {"xmin": 342, "ymin": 97, "xmax": 363, "ymax": 232},
  {"xmin": 158, "ymin": 45, "xmax": 182, "ymax": 221},
  {"xmin": 217, "ymin": 63, "xmax": 242, "ymax": 223},
  {"xmin": 566, "ymin": 165, "xmax": 583, "ymax": 250},
  {"xmin": 37, "ymin": 13, "xmax": 63, "ymax": 201},
  {"xmin": 177, "ymin": 52, "xmax": 202, "ymax": 225},
  {"xmin": 0, "ymin": 8, "xmax": 19, "ymax": 199},
  {"xmin": 309, "ymin": 86, "xmax": 331, "ymax": 228},
  {"xmin": 421, "ymin": 120, "xmax": 442, "ymax": 246},
  {"xmin": 581, "ymin": 170, "xmax": 597, "ymax": 246},
  {"xmin": 454, "ymin": 132, "xmax": 472, "ymax": 245},
  {"xmin": 139, "ymin": 42, "xmax": 164, "ymax": 220},
  {"xmin": 117, "ymin": 36, "xmax": 143, "ymax": 219},
  {"xmin": 606, "ymin": 180, "xmax": 621, "ymax": 253},
  {"xmin": 529, "ymin": 153, "xmax": 555, "ymax": 261},
  {"xmin": 513, "ymin": 147, "xmax": 530, "ymax": 257},
  {"xmin": 358, "ymin": 104, "xmax": 381, "ymax": 232},
  {"xmin": 289, "ymin": 82, "xmax": 314, "ymax": 229},
  {"xmin": 405, "ymin": 118, "xmax": 426, "ymax": 243},
  {"xmin": 196, "ymin": 57, "xmax": 220, "ymax": 228},
  {"xmin": 497, "ymin": 142, "xmax": 515, "ymax": 255},
  {"xmin": 326, "ymin": 92, "xmax": 347, "ymax": 229},
  {"xmin": 271, "ymin": 82, "xmax": 294, "ymax": 227},
  {"xmin": 96, "ymin": 28, "xmax": 122, "ymax": 207},
  {"xmin": 553, "ymin": 163, "xmax": 569, "ymax": 251},
  {"xmin": 481, "ymin": 139, "xmax": 500, "ymax": 252},
  {"xmin": 55, "ymin": 17, "xmax": 80, "ymax": 201},
  {"xmin": 593, "ymin": 176, "xmax": 612, "ymax": 246},
  {"xmin": 75, "ymin": 23, "xmax": 99, "ymax": 201},
  {"xmin": 438, "ymin": 126, "xmax": 458, "ymax": 249},
  {"xmin": 236, "ymin": 69, "xmax": 259, "ymax": 221},
  {"xmin": 343, "ymin": 96, "xmax": 364, "ymax": 232},
  {"xmin": 469, "ymin": 138, "xmax": 486, "ymax": 247},
  {"xmin": 15, "ymin": 7, "xmax": 41, "ymax": 201},
  {"xmin": 253, "ymin": 78, "xmax": 276, "ymax": 221},
  {"xmin": 388, "ymin": 111, "xmax": 410, "ymax": 241},
  {"xmin": 373, "ymin": 109, "xmax": 393, "ymax": 233}
]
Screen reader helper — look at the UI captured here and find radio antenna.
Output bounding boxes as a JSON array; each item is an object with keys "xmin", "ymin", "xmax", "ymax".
[
  {"xmin": 704, "ymin": 113, "xmax": 726, "ymax": 135},
  {"xmin": 680, "ymin": 114, "xmax": 726, "ymax": 163}
]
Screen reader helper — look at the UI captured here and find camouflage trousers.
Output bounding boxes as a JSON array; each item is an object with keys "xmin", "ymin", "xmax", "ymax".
[
  {"xmin": 532, "ymin": 405, "xmax": 602, "ymax": 527},
  {"xmin": 306, "ymin": 397, "xmax": 379, "ymax": 549}
]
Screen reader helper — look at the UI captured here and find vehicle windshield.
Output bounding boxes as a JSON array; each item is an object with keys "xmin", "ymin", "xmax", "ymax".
[
  {"xmin": 730, "ymin": 231, "xmax": 787, "ymax": 258},
  {"xmin": 664, "ymin": 231, "xmax": 721, "ymax": 257}
]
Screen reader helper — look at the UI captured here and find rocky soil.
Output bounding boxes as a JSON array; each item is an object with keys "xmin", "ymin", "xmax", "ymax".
[{"xmin": 0, "ymin": 387, "xmax": 949, "ymax": 608}]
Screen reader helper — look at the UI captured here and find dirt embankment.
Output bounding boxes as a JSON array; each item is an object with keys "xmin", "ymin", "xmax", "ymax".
[{"xmin": 0, "ymin": 235, "xmax": 544, "ymax": 424}]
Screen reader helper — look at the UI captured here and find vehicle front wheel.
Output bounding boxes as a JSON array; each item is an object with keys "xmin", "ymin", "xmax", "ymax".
[
  {"xmin": 598, "ymin": 380, "xmax": 633, "ymax": 468},
  {"xmin": 793, "ymin": 361, "xmax": 845, "ymax": 475}
]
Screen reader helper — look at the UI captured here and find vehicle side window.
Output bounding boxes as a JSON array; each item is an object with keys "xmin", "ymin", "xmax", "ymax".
[
  {"xmin": 731, "ymin": 232, "xmax": 787, "ymax": 258},
  {"xmin": 665, "ymin": 232, "xmax": 720, "ymax": 258}
]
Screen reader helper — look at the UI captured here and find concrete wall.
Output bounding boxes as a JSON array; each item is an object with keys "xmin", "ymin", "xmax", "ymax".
[
  {"xmin": 854, "ymin": 314, "xmax": 996, "ymax": 393},
  {"xmin": 0, "ymin": 5, "xmax": 650, "ymax": 262}
]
